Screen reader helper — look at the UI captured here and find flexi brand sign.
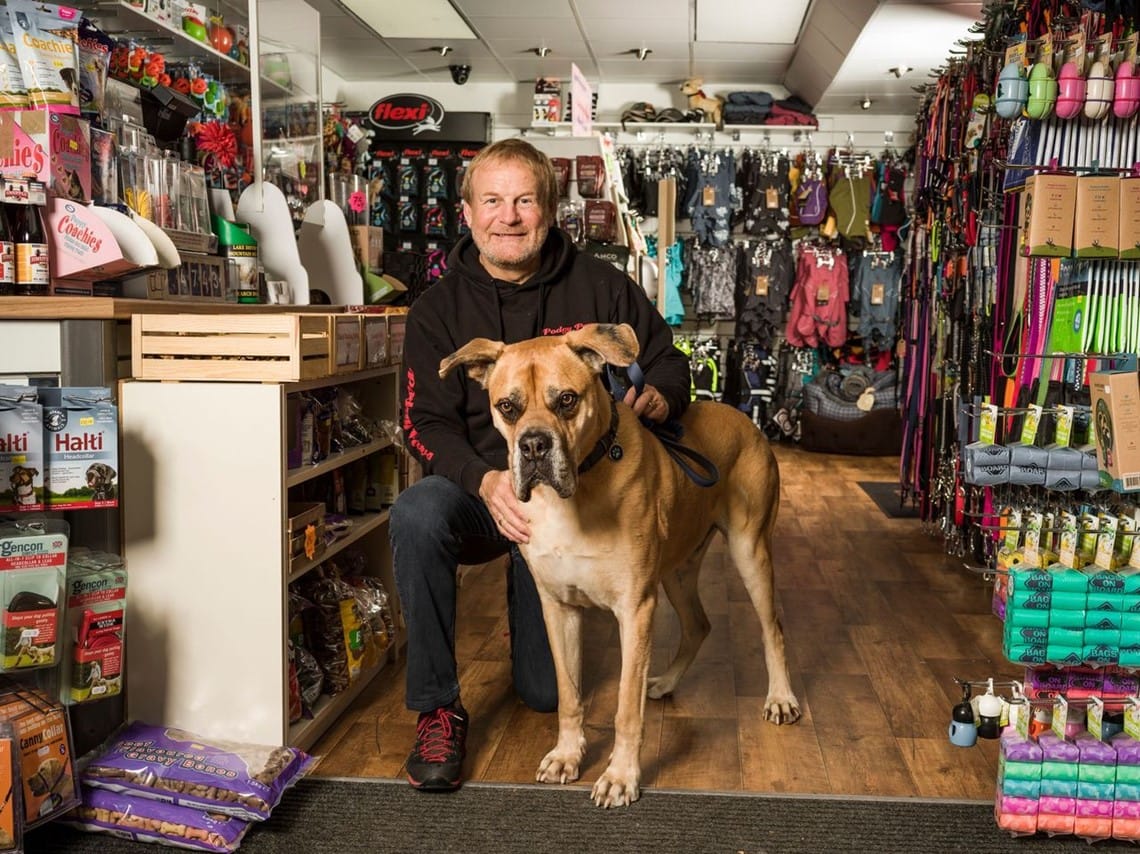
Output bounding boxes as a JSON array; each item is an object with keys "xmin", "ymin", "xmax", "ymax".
[{"xmin": 367, "ymin": 94, "xmax": 444, "ymax": 135}]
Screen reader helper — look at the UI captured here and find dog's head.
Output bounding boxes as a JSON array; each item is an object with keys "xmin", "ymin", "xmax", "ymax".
[
  {"xmin": 86, "ymin": 463, "xmax": 116, "ymax": 490},
  {"xmin": 9, "ymin": 466, "xmax": 36, "ymax": 489},
  {"xmin": 680, "ymin": 78, "xmax": 704, "ymax": 96},
  {"xmin": 440, "ymin": 323, "xmax": 639, "ymax": 502}
]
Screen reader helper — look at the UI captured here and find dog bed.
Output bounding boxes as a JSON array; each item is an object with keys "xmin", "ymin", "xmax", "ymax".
[{"xmin": 799, "ymin": 407, "xmax": 902, "ymax": 456}]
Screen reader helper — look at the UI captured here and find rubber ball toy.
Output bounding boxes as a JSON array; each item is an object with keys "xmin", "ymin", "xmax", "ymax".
[
  {"xmin": 209, "ymin": 24, "xmax": 234, "ymax": 56},
  {"xmin": 995, "ymin": 61, "xmax": 1028, "ymax": 119},
  {"xmin": 1025, "ymin": 61, "xmax": 1058, "ymax": 119},
  {"xmin": 1055, "ymin": 61, "xmax": 1085, "ymax": 119},
  {"xmin": 1114, "ymin": 59, "xmax": 1140, "ymax": 119},
  {"xmin": 1085, "ymin": 60, "xmax": 1113, "ymax": 119}
]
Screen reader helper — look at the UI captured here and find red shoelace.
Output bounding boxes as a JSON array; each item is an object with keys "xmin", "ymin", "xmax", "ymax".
[{"xmin": 415, "ymin": 708, "xmax": 462, "ymax": 762}]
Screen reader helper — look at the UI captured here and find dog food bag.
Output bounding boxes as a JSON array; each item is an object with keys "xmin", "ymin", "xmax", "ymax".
[
  {"xmin": 82, "ymin": 722, "xmax": 314, "ymax": 822},
  {"xmin": 0, "ymin": 386, "xmax": 44, "ymax": 514},
  {"xmin": 0, "ymin": 520, "xmax": 67, "ymax": 672},
  {"xmin": 0, "ymin": 14, "xmax": 28, "ymax": 108},
  {"xmin": 0, "ymin": 721, "xmax": 23, "ymax": 854},
  {"xmin": 5, "ymin": 0, "xmax": 80, "ymax": 113},
  {"xmin": 61, "ymin": 550, "xmax": 126, "ymax": 705},
  {"xmin": 39, "ymin": 387, "xmax": 118, "ymax": 511},
  {"xmin": 60, "ymin": 785, "xmax": 250, "ymax": 852},
  {"xmin": 0, "ymin": 690, "xmax": 80, "ymax": 830}
]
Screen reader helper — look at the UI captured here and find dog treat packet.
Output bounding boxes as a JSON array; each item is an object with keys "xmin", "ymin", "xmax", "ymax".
[
  {"xmin": 61, "ymin": 784, "xmax": 248, "ymax": 852},
  {"xmin": 298, "ymin": 574, "xmax": 363, "ymax": 693},
  {"xmin": 60, "ymin": 785, "xmax": 250, "ymax": 853},
  {"xmin": 82, "ymin": 722, "xmax": 314, "ymax": 822},
  {"xmin": 0, "ymin": 14, "xmax": 29, "ymax": 108},
  {"xmin": 0, "ymin": 691, "xmax": 79, "ymax": 829},
  {"xmin": 75, "ymin": 17, "xmax": 113, "ymax": 116},
  {"xmin": 5, "ymin": 0, "xmax": 80, "ymax": 113},
  {"xmin": 0, "ymin": 722, "xmax": 22, "ymax": 854}
]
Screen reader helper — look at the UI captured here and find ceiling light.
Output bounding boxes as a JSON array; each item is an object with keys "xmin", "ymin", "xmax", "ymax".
[
  {"xmin": 433, "ymin": 45, "xmax": 453, "ymax": 57},
  {"xmin": 335, "ymin": 0, "xmax": 476, "ymax": 40},
  {"xmin": 635, "ymin": 47, "xmax": 652, "ymax": 61},
  {"xmin": 888, "ymin": 66, "xmax": 912, "ymax": 78},
  {"xmin": 533, "ymin": 43, "xmax": 551, "ymax": 57},
  {"xmin": 860, "ymin": 97, "xmax": 872, "ymax": 110}
]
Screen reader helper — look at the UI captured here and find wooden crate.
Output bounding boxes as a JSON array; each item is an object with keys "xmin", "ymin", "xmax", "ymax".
[{"xmin": 132, "ymin": 314, "xmax": 332, "ymax": 382}]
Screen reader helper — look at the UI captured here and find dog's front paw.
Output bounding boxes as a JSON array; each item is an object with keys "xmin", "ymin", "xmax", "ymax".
[
  {"xmin": 645, "ymin": 675, "xmax": 676, "ymax": 699},
  {"xmin": 764, "ymin": 692, "xmax": 802, "ymax": 725},
  {"xmin": 591, "ymin": 766, "xmax": 640, "ymax": 808},
  {"xmin": 536, "ymin": 748, "xmax": 583, "ymax": 785}
]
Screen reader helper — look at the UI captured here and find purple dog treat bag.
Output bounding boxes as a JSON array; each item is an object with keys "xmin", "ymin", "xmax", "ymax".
[
  {"xmin": 61, "ymin": 785, "xmax": 250, "ymax": 852},
  {"xmin": 81, "ymin": 721, "xmax": 313, "ymax": 821}
]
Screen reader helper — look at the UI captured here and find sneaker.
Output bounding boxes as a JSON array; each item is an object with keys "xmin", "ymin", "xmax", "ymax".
[{"xmin": 406, "ymin": 703, "xmax": 468, "ymax": 791}]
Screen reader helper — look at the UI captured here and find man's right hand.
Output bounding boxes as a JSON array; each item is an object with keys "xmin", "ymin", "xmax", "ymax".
[{"xmin": 479, "ymin": 469, "xmax": 530, "ymax": 544}]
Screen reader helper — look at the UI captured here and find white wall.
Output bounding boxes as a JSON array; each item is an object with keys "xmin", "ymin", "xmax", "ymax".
[{"xmin": 322, "ymin": 67, "xmax": 919, "ymax": 148}]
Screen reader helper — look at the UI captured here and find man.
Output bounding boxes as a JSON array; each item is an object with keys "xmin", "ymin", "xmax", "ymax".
[{"xmin": 391, "ymin": 137, "xmax": 690, "ymax": 792}]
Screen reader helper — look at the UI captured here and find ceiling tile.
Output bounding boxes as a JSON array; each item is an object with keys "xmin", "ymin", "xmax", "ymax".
[
  {"xmin": 578, "ymin": 17, "xmax": 693, "ymax": 42},
  {"xmin": 570, "ymin": 0, "xmax": 689, "ymax": 19},
  {"xmin": 469, "ymin": 16, "xmax": 581, "ymax": 40},
  {"xmin": 588, "ymin": 41, "xmax": 691, "ymax": 61},
  {"xmin": 692, "ymin": 42, "xmax": 794, "ymax": 62},
  {"xmin": 455, "ymin": 0, "xmax": 574, "ymax": 17},
  {"xmin": 486, "ymin": 36, "xmax": 591, "ymax": 56}
]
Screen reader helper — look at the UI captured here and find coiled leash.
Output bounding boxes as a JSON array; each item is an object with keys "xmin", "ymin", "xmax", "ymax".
[{"xmin": 604, "ymin": 362, "xmax": 720, "ymax": 488}]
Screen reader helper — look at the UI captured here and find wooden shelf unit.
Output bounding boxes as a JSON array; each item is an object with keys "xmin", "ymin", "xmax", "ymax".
[{"xmin": 121, "ymin": 365, "xmax": 402, "ymax": 749}]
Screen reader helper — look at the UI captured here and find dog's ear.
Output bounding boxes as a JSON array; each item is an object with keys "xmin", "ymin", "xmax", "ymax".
[
  {"xmin": 565, "ymin": 323, "xmax": 639, "ymax": 372},
  {"xmin": 439, "ymin": 338, "xmax": 505, "ymax": 388}
]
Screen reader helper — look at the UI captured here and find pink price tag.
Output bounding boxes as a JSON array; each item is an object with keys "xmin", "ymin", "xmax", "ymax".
[{"xmin": 348, "ymin": 191, "xmax": 367, "ymax": 213}]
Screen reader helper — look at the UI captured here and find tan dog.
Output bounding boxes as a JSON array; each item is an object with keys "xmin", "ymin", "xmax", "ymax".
[
  {"xmin": 440, "ymin": 323, "xmax": 800, "ymax": 808},
  {"xmin": 680, "ymin": 78, "xmax": 723, "ymax": 129}
]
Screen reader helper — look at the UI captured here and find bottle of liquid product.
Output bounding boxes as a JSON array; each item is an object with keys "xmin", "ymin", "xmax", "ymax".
[
  {"xmin": 0, "ymin": 203, "xmax": 14, "ymax": 296},
  {"xmin": 10, "ymin": 205, "xmax": 48, "ymax": 296}
]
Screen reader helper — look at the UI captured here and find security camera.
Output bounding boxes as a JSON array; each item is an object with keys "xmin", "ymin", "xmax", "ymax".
[{"xmin": 449, "ymin": 64, "xmax": 471, "ymax": 85}]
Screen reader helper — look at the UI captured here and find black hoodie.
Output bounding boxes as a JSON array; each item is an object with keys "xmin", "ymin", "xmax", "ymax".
[{"xmin": 400, "ymin": 229, "xmax": 691, "ymax": 495}]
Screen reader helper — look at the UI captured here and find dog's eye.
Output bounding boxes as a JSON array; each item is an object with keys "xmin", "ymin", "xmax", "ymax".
[
  {"xmin": 496, "ymin": 400, "xmax": 515, "ymax": 416},
  {"xmin": 559, "ymin": 392, "xmax": 578, "ymax": 410}
]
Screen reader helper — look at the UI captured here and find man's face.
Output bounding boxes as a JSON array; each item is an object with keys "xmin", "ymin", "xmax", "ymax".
[{"xmin": 462, "ymin": 158, "xmax": 550, "ymax": 282}]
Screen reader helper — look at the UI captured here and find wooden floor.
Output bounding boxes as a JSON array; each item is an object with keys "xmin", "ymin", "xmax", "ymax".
[{"xmin": 311, "ymin": 443, "xmax": 1009, "ymax": 799}]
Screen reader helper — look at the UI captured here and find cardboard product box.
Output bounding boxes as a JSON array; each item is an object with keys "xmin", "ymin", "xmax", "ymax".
[
  {"xmin": 39, "ymin": 387, "xmax": 119, "ymax": 510},
  {"xmin": 387, "ymin": 312, "xmax": 407, "ymax": 363},
  {"xmin": 47, "ymin": 198, "xmax": 144, "ymax": 282},
  {"xmin": 0, "ymin": 386, "xmax": 44, "ymax": 513},
  {"xmin": 532, "ymin": 77, "xmax": 561, "ymax": 124},
  {"xmin": 1089, "ymin": 370, "xmax": 1140, "ymax": 492},
  {"xmin": 1074, "ymin": 174, "xmax": 1120, "ymax": 258},
  {"xmin": 1121, "ymin": 178, "xmax": 1140, "ymax": 261},
  {"xmin": 0, "ymin": 111, "xmax": 90, "ymax": 202},
  {"xmin": 1022, "ymin": 173, "xmax": 1077, "ymax": 257}
]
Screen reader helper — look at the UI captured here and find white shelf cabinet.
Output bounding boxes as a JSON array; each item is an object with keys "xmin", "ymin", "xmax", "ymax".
[{"xmin": 120, "ymin": 365, "xmax": 401, "ymax": 750}]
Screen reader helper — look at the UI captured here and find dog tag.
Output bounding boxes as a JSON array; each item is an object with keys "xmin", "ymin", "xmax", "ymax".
[
  {"xmin": 815, "ymin": 284, "xmax": 830, "ymax": 305},
  {"xmin": 755, "ymin": 275, "xmax": 769, "ymax": 297},
  {"xmin": 871, "ymin": 283, "xmax": 886, "ymax": 305},
  {"xmin": 702, "ymin": 186, "xmax": 716, "ymax": 206},
  {"xmin": 608, "ymin": 443, "xmax": 623, "ymax": 461},
  {"xmin": 765, "ymin": 187, "xmax": 779, "ymax": 209}
]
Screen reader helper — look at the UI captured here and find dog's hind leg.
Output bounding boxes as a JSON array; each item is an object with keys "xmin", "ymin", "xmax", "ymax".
[
  {"xmin": 728, "ymin": 526, "xmax": 800, "ymax": 725},
  {"xmin": 646, "ymin": 534, "xmax": 714, "ymax": 700},
  {"xmin": 535, "ymin": 598, "xmax": 587, "ymax": 786}
]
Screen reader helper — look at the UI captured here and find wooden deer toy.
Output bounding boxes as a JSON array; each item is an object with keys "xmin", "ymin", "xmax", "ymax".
[{"xmin": 680, "ymin": 78, "xmax": 723, "ymax": 129}]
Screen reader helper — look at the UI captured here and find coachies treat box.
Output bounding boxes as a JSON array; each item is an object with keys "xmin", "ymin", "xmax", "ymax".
[
  {"xmin": 0, "ymin": 385, "xmax": 44, "ymax": 513},
  {"xmin": 0, "ymin": 521, "xmax": 66, "ymax": 673},
  {"xmin": 47, "ymin": 198, "xmax": 157, "ymax": 282},
  {"xmin": 38, "ymin": 386, "xmax": 118, "ymax": 509},
  {"xmin": 0, "ymin": 110, "xmax": 90, "ymax": 201}
]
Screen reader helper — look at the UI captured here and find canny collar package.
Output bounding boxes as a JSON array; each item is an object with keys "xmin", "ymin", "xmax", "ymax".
[
  {"xmin": 0, "ymin": 385, "xmax": 44, "ymax": 513},
  {"xmin": 39, "ymin": 387, "xmax": 118, "ymax": 509}
]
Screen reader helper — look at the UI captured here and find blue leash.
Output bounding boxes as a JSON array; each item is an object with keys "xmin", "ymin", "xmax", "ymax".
[{"xmin": 606, "ymin": 363, "xmax": 720, "ymax": 488}]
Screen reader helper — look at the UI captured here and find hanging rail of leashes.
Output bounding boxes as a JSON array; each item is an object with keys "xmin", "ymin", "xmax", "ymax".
[
  {"xmin": 982, "ymin": 349, "xmax": 1134, "ymax": 362},
  {"xmin": 951, "ymin": 680, "xmax": 1137, "ymax": 707},
  {"xmin": 990, "ymin": 159, "xmax": 1140, "ymax": 175}
]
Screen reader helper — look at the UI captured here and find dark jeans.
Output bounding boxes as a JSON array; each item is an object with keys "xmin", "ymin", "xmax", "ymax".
[{"xmin": 390, "ymin": 475, "xmax": 557, "ymax": 714}]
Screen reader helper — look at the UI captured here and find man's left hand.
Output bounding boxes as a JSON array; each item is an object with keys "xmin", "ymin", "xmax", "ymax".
[{"xmin": 624, "ymin": 383, "xmax": 670, "ymax": 424}]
